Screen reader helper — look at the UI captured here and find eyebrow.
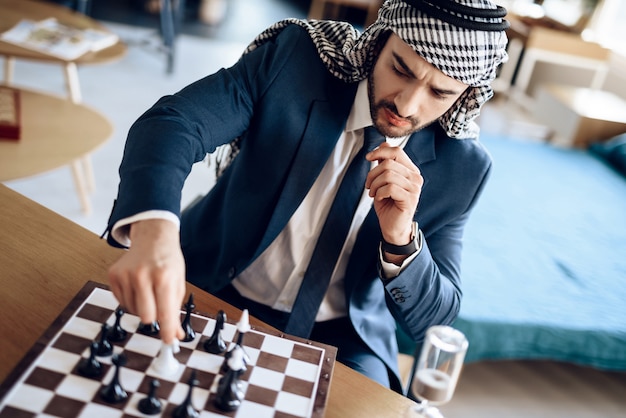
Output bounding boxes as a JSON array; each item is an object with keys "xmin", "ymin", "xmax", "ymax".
[{"xmin": 392, "ymin": 52, "xmax": 463, "ymax": 96}]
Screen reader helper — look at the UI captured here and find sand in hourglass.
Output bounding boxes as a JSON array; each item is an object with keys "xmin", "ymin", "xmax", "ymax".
[{"xmin": 413, "ymin": 368, "xmax": 452, "ymax": 403}]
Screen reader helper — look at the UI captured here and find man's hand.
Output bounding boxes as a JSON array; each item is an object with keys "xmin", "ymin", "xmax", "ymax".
[
  {"xmin": 108, "ymin": 219, "xmax": 186, "ymax": 344},
  {"xmin": 365, "ymin": 142, "xmax": 423, "ymax": 262}
]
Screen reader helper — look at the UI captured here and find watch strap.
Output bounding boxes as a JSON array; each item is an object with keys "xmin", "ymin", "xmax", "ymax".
[{"xmin": 381, "ymin": 221, "xmax": 419, "ymax": 256}]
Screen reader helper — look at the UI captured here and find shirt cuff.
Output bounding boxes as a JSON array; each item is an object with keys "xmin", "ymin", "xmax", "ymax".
[
  {"xmin": 379, "ymin": 229, "xmax": 423, "ymax": 278},
  {"xmin": 110, "ymin": 210, "xmax": 180, "ymax": 247}
]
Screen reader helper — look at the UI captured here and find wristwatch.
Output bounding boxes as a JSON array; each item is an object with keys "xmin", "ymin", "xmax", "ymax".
[{"xmin": 381, "ymin": 221, "xmax": 419, "ymax": 256}]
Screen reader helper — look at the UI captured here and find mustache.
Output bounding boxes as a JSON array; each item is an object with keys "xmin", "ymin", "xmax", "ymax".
[{"xmin": 378, "ymin": 100, "xmax": 419, "ymax": 126}]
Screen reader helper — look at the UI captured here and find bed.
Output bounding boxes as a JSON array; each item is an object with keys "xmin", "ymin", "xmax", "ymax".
[{"xmin": 398, "ymin": 133, "xmax": 626, "ymax": 373}]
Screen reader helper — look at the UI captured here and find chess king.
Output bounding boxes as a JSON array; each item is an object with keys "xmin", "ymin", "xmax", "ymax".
[{"xmin": 105, "ymin": 0, "xmax": 508, "ymax": 393}]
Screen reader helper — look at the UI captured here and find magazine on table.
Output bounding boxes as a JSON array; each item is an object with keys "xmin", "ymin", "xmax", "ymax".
[{"xmin": 0, "ymin": 18, "xmax": 119, "ymax": 60}]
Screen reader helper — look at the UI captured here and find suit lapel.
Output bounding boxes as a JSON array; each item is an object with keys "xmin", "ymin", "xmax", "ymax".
[{"xmin": 404, "ymin": 125, "xmax": 437, "ymax": 187}]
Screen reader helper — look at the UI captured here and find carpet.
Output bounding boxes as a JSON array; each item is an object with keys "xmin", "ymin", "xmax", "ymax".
[{"xmin": 453, "ymin": 134, "xmax": 626, "ymax": 371}]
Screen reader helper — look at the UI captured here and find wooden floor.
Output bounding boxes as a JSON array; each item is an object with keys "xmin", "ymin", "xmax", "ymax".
[
  {"xmin": 442, "ymin": 360, "xmax": 626, "ymax": 418},
  {"xmin": 398, "ymin": 354, "xmax": 626, "ymax": 418}
]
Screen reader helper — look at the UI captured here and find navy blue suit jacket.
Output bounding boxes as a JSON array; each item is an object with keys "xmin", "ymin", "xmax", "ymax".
[{"xmin": 108, "ymin": 25, "xmax": 492, "ymax": 390}]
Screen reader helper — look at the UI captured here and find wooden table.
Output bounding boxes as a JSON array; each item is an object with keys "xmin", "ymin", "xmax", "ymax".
[
  {"xmin": 0, "ymin": 0, "xmax": 127, "ymax": 104},
  {"xmin": 0, "ymin": 86, "xmax": 112, "ymax": 213},
  {"xmin": 0, "ymin": 184, "xmax": 417, "ymax": 417}
]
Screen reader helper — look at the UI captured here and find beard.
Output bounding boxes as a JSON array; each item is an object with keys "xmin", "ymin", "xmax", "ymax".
[{"xmin": 367, "ymin": 72, "xmax": 437, "ymax": 138}]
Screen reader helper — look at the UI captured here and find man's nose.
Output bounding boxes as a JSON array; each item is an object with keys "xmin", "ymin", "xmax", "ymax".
[{"xmin": 394, "ymin": 86, "xmax": 425, "ymax": 118}]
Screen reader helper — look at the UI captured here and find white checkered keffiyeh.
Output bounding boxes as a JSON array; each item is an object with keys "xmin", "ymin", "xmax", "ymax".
[
  {"xmin": 246, "ymin": 0, "xmax": 509, "ymax": 139},
  {"xmin": 215, "ymin": 0, "xmax": 509, "ymax": 174}
]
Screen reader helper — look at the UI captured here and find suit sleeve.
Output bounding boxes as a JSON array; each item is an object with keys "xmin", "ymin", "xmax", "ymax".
[
  {"xmin": 384, "ymin": 151, "xmax": 492, "ymax": 342},
  {"xmin": 105, "ymin": 26, "xmax": 303, "ymax": 246}
]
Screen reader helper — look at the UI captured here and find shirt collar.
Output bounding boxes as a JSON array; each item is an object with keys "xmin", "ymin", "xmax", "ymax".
[{"xmin": 346, "ymin": 80, "xmax": 373, "ymax": 133}]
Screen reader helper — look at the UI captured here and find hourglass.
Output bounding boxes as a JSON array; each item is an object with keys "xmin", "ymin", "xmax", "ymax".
[{"xmin": 409, "ymin": 325, "xmax": 468, "ymax": 418}]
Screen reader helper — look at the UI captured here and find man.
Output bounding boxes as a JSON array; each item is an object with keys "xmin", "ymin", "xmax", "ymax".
[{"xmin": 105, "ymin": 0, "xmax": 508, "ymax": 393}]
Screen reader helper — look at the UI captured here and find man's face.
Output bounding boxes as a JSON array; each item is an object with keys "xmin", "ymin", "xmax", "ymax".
[{"xmin": 368, "ymin": 33, "xmax": 469, "ymax": 138}]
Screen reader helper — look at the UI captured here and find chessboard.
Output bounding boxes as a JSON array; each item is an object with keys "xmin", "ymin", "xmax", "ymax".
[{"xmin": 0, "ymin": 281, "xmax": 337, "ymax": 417}]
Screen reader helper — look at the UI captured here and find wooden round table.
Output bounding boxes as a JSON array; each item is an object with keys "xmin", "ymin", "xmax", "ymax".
[
  {"xmin": 0, "ymin": 87, "xmax": 112, "ymax": 213},
  {"xmin": 0, "ymin": 0, "xmax": 127, "ymax": 103}
]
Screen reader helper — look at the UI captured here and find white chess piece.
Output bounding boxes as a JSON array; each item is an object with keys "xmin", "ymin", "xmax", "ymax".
[
  {"xmin": 228, "ymin": 344, "xmax": 246, "ymax": 371},
  {"xmin": 237, "ymin": 309, "xmax": 251, "ymax": 334},
  {"xmin": 152, "ymin": 339, "xmax": 181, "ymax": 376},
  {"xmin": 231, "ymin": 309, "xmax": 251, "ymax": 366}
]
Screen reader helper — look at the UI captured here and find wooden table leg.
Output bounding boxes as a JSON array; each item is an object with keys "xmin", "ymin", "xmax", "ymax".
[
  {"xmin": 81, "ymin": 155, "xmax": 95, "ymax": 193},
  {"xmin": 71, "ymin": 158, "xmax": 92, "ymax": 215},
  {"xmin": 65, "ymin": 62, "xmax": 98, "ymax": 207},
  {"xmin": 64, "ymin": 62, "xmax": 82, "ymax": 104}
]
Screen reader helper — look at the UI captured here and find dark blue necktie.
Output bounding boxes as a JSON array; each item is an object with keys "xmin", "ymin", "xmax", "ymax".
[{"xmin": 284, "ymin": 126, "xmax": 385, "ymax": 338}]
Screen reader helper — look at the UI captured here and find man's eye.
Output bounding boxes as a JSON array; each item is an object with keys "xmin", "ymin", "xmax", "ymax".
[
  {"xmin": 393, "ymin": 66, "xmax": 407, "ymax": 77},
  {"xmin": 432, "ymin": 89, "xmax": 447, "ymax": 99}
]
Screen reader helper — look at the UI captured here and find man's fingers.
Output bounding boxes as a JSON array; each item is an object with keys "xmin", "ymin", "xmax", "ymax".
[
  {"xmin": 367, "ymin": 142, "xmax": 410, "ymax": 165},
  {"xmin": 108, "ymin": 268, "xmax": 136, "ymax": 315},
  {"xmin": 156, "ymin": 278, "xmax": 186, "ymax": 344},
  {"xmin": 134, "ymin": 277, "xmax": 157, "ymax": 325}
]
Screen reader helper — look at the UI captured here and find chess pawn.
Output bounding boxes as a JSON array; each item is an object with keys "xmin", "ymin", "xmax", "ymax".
[
  {"xmin": 138, "ymin": 379, "xmax": 162, "ymax": 415},
  {"xmin": 172, "ymin": 370, "xmax": 200, "ymax": 418},
  {"xmin": 152, "ymin": 339, "xmax": 181, "ymax": 376},
  {"xmin": 100, "ymin": 353, "xmax": 128, "ymax": 403},
  {"xmin": 109, "ymin": 307, "xmax": 128, "ymax": 342},
  {"xmin": 78, "ymin": 341, "xmax": 102, "ymax": 378},
  {"xmin": 96, "ymin": 323, "xmax": 113, "ymax": 356}
]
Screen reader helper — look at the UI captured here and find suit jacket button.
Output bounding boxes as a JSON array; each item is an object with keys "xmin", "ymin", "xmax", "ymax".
[
  {"xmin": 228, "ymin": 267, "xmax": 236, "ymax": 278},
  {"xmin": 396, "ymin": 297, "xmax": 405, "ymax": 303}
]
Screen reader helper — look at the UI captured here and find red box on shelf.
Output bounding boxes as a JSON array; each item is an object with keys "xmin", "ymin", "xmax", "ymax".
[{"xmin": 0, "ymin": 86, "xmax": 21, "ymax": 140}]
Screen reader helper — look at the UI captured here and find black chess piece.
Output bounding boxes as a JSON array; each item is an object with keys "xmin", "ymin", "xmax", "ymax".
[
  {"xmin": 181, "ymin": 294, "xmax": 196, "ymax": 342},
  {"xmin": 96, "ymin": 323, "xmax": 113, "ymax": 356},
  {"xmin": 100, "ymin": 353, "xmax": 128, "ymax": 404},
  {"xmin": 137, "ymin": 321, "xmax": 160, "ymax": 336},
  {"xmin": 138, "ymin": 379, "xmax": 162, "ymax": 415},
  {"xmin": 214, "ymin": 345, "xmax": 245, "ymax": 412},
  {"xmin": 109, "ymin": 307, "xmax": 128, "ymax": 342},
  {"xmin": 78, "ymin": 341, "xmax": 103, "ymax": 378},
  {"xmin": 203, "ymin": 310, "xmax": 226, "ymax": 354},
  {"xmin": 172, "ymin": 370, "xmax": 199, "ymax": 418}
]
